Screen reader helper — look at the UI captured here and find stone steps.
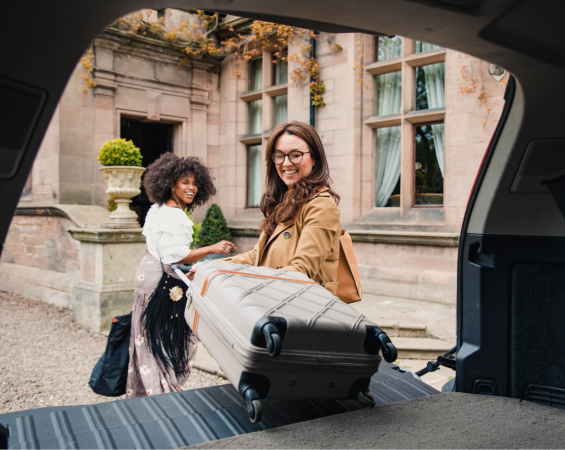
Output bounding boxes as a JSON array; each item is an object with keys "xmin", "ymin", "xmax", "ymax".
[
  {"xmin": 391, "ymin": 337, "xmax": 454, "ymax": 360},
  {"xmin": 378, "ymin": 322, "xmax": 454, "ymax": 359},
  {"xmin": 378, "ymin": 321, "xmax": 428, "ymax": 338}
]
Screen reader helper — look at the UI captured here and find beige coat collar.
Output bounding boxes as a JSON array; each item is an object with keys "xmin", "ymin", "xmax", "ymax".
[{"xmin": 259, "ymin": 186, "xmax": 331, "ymax": 259}]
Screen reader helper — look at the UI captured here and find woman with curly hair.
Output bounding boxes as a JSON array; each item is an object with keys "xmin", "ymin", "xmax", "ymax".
[
  {"xmin": 126, "ymin": 153, "xmax": 235, "ymax": 398},
  {"xmin": 190, "ymin": 121, "xmax": 341, "ymax": 295}
]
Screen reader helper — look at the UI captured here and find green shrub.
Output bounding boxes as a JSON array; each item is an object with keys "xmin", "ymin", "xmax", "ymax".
[
  {"xmin": 97, "ymin": 138, "xmax": 143, "ymax": 167},
  {"xmin": 185, "ymin": 210, "xmax": 202, "ymax": 250},
  {"xmin": 198, "ymin": 204, "xmax": 231, "ymax": 247}
]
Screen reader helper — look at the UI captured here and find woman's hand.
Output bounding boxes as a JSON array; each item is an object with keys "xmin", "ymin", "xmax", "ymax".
[
  {"xmin": 186, "ymin": 241, "xmax": 236, "ymax": 280},
  {"xmin": 208, "ymin": 240, "xmax": 236, "ymax": 257},
  {"xmin": 188, "ymin": 262, "xmax": 200, "ymax": 280}
]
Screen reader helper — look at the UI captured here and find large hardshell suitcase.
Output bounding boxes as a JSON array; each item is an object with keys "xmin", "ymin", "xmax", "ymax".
[{"xmin": 175, "ymin": 260, "xmax": 397, "ymax": 422}]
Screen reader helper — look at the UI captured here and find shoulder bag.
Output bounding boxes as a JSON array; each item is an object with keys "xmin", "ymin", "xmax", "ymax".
[
  {"xmin": 89, "ymin": 313, "xmax": 131, "ymax": 396},
  {"xmin": 336, "ymin": 230, "xmax": 362, "ymax": 304}
]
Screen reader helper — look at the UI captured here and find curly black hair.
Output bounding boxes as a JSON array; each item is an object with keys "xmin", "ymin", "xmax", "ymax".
[{"xmin": 143, "ymin": 153, "xmax": 215, "ymax": 211}]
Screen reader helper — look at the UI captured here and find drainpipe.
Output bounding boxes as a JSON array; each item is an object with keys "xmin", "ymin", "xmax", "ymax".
[{"xmin": 309, "ymin": 31, "xmax": 318, "ymax": 128}]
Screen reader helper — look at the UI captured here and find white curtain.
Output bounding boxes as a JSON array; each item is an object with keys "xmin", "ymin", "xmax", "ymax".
[
  {"xmin": 421, "ymin": 62, "xmax": 445, "ymax": 175},
  {"xmin": 274, "ymin": 52, "xmax": 288, "ymax": 85},
  {"xmin": 414, "ymin": 41, "xmax": 442, "ymax": 53},
  {"xmin": 249, "ymin": 58, "xmax": 263, "ymax": 91},
  {"xmin": 375, "ymin": 126, "xmax": 401, "ymax": 207},
  {"xmin": 247, "ymin": 145, "xmax": 262, "ymax": 206},
  {"xmin": 377, "ymin": 36, "xmax": 402, "ymax": 61},
  {"xmin": 376, "ymin": 71, "xmax": 402, "ymax": 116},
  {"xmin": 248, "ymin": 99, "xmax": 262, "ymax": 135},
  {"xmin": 431, "ymin": 123, "xmax": 445, "ymax": 176},
  {"xmin": 274, "ymin": 94, "xmax": 287, "ymax": 126}
]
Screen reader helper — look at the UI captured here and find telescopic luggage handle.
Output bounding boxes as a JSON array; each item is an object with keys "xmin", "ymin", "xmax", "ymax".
[{"xmin": 173, "ymin": 264, "xmax": 193, "ymax": 287}]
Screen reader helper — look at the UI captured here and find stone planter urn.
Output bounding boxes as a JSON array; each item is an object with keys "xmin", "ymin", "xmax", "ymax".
[{"xmin": 100, "ymin": 166, "xmax": 146, "ymax": 229}]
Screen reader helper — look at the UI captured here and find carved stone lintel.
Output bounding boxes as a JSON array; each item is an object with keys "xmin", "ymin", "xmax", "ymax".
[{"xmin": 147, "ymin": 91, "xmax": 163, "ymax": 121}]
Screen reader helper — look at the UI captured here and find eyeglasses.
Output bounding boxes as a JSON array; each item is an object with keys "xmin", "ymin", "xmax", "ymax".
[{"xmin": 271, "ymin": 150, "xmax": 310, "ymax": 165}]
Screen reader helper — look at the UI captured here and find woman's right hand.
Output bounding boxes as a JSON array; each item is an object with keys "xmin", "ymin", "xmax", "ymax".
[
  {"xmin": 208, "ymin": 240, "xmax": 236, "ymax": 257},
  {"xmin": 188, "ymin": 262, "xmax": 200, "ymax": 280}
]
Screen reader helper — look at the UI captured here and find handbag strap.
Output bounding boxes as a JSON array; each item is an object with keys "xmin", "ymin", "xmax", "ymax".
[{"xmin": 340, "ymin": 230, "xmax": 362, "ymax": 295}]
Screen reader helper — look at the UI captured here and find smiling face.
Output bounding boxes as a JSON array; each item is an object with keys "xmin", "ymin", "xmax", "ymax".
[
  {"xmin": 171, "ymin": 173, "xmax": 198, "ymax": 205},
  {"xmin": 273, "ymin": 132, "xmax": 315, "ymax": 187}
]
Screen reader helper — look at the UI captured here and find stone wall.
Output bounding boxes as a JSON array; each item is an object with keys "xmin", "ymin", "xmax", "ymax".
[
  {"xmin": 354, "ymin": 241, "xmax": 457, "ymax": 304},
  {"xmin": 0, "ymin": 205, "xmax": 146, "ymax": 333},
  {"xmin": 0, "ymin": 214, "xmax": 80, "ymax": 307},
  {"xmin": 443, "ymin": 52, "xmax": 508, "ymax": 228}
]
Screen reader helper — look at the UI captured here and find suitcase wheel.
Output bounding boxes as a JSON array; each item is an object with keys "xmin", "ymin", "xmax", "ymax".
[
  {"xmin": 263, "ymin": 323, "xmax": 282, "ymax": 357},
  {"xmin": 377, "ymin": 333, "xmax": 398, "ymax": 363},
  {"xmin": 357, "ymin": 389, "xmax": 376, "ymax": 408},
  {"xmin": 364, "ymin": 326, "xmax": 397, "ymax": 362},
  {"xmin": 248, "ymin": 398, "xmax": 263, "ymax": 423},
  {"xmin": 243, "ymin": 387, "xmax": 263, "ymax": 423}
]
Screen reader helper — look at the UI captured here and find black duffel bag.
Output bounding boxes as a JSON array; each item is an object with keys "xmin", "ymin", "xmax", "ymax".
[{"xmin": 89, "ymin": 313, "xmax": 131, "ymax": 396}]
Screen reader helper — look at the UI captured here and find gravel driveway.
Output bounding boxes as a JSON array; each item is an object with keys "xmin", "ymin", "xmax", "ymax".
[{"xmin": 0, "ymin": 291, "xmax": 228, "ymax": 414}]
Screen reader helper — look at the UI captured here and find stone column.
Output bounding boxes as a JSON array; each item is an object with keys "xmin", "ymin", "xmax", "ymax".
[{"xmin": 69, "ymin": 228, "xmax": 146, "ymax": 333}]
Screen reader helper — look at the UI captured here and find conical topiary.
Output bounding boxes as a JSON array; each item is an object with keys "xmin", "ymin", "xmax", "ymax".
[{"xmin": 198, "ymin": 204, "xmax": 232, "ymax": 246}]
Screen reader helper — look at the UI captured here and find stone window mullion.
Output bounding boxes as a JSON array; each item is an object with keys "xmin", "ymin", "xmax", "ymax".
[{"xmin": 400, "ymin": 56, "xmax": 414, "ymax": 214}]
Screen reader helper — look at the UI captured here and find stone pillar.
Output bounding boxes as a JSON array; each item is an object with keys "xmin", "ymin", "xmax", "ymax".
[{"xmin": 69, "ymin": 228, "xmax": 146, "ymax": 333}]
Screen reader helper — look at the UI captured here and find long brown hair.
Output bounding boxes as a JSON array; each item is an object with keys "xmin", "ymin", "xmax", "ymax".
[{"xmin": 260, "ymin": 121, "xmax": 340, "ymax": 236}]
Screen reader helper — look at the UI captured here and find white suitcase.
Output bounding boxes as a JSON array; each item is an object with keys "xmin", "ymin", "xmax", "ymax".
[{"xmin": 175, "ymin": 260, "xmax": 397, "ymax": 423}]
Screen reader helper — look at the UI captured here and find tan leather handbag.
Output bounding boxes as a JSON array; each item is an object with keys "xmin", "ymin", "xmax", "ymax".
[{"xmin": 336, "ymin": 230, "xmax": 362, "ymax": 303}]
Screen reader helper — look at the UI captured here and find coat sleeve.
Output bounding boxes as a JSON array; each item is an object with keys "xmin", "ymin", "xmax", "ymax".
[
  {"xmin": 282, "ymin": 197, "xmax": 340, "ymax": 278},
  {"xmin": 222, "ymin": 240, "xmax": 259, "ymax": 265}
]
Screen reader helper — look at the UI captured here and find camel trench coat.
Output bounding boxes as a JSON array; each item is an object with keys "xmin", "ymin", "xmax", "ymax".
[{"xmin": 224, "ymin": 186, "xmax": 341, "ymax": 295}]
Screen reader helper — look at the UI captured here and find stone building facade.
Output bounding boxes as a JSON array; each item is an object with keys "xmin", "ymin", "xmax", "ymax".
[{"xmin": 0, "ymin": 10, "xmax": 508, "ymax": 329}]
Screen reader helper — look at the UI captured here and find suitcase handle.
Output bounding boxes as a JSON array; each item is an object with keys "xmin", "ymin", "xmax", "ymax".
[{"xmin": 172, "ymin": 264, "xmax": 193, "ymax": 273}]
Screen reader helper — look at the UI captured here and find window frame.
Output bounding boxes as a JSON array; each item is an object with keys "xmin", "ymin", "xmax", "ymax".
[
  {"xmin": 240, "ymin": 50, "xmax": 289, "ymax": 209},
  {"xmin": 365, "ymin": 36, "xmax": 446, "ymax": 214}
]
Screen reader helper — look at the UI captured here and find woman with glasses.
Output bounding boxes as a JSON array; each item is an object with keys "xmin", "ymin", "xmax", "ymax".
[{"xmin": 190, "ymin": 121, "xmax": 341, "ymax": 295}]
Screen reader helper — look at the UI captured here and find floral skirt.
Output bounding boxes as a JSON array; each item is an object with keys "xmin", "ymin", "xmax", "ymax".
[{"xmin": 126, "ymin": 253, "xmax": 197, "ymax": 398}]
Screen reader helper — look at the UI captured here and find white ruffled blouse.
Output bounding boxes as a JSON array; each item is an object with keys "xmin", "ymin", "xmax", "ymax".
[{"xmin": 143, "ymin": 204, "xmax": 194, "ymax": 264}]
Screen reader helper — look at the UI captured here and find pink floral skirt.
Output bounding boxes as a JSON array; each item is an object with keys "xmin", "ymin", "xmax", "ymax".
[{"xmin": 126, "ymin": 253, "xmax": 197, "ymax": 398}]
